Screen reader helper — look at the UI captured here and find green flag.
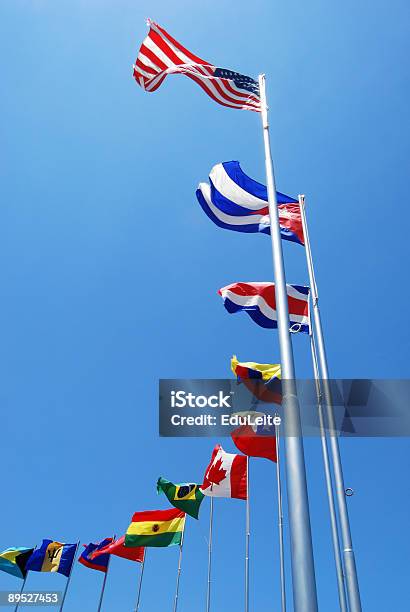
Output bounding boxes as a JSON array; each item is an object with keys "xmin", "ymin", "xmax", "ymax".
[{"xmin": 157, "ymin": 477, "xmax": 205, "ymax": 519}]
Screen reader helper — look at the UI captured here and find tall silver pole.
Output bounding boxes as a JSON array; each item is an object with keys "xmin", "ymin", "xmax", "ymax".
[
  {"xmin": 258, "ymin": 74, "xmax": 318, "ymax": 612},
  {"xmin": 275, "ymin": 415, "xmax": 286, "ymax": 612},
  {"xmin": 299, "ymin": 195, "xmax": 362, "ymax": 612},
  {"xmin": 60, "ymin": 541, "xmax": 80, "ymax": 612},
  {"xmin": 206, "ymin": 497, "xmax": 213, "ymax": 612},
  {"xmin": 245, "ymin": 457, "xmax": 250, "ymax": 612},
  {"xmin": 14, "ymin": 574, "xmax": 28, "ymax": 612},
  {"xmin": 173, "ymin": 528, "xmax": 185, "ymax": 612},
  {"xmin": 15, "ymin": 546, "xmax": 37, "ymax": 612},
  {"xmin": 134, "ymin": 550, "xmax": 147, "ymax": 612},
  {"xmin": 97, "ymin": 535, "xmax": 115, "ymax": 612},
  {"xmin": 309, "ymin": 331, "xmax": 348, "ymax": 612}
]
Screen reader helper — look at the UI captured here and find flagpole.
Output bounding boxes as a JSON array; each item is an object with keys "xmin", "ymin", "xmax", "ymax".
[
  {"xmin": 245, "ymin": 457, "xmax": 250, "ymax": 612},
  {"xmin": 14, "ymin": 574, "xmax": 28, "ymax": 612},
  {"xmin": 96, "ymin": 535, "xmax": 115, "ymax": 612},
  {"xmin": 309, "ymin": 330, "xmax": 348, "ymax": 612},
  {"xmin": 275, "ymin": 414, "xmax": 286, "ymax": 612},
  {"xmin": 59, "ymin": 541, "xmax": 80, "ymax": 612},
  {"xmin": 299, "ymin": 194, "xmax": 362, "ymax": 612},
  {"xmin": 206, "ymin": 496, "xmax": 213, "ymax": 612},
  {"xmin": 173, "ymin": 528, "xmax": 185, "ymax": 612},
  {"xmin": 258, "ymin": 73, "xmax": 318, "ymax": 612},
  {"xmin": 15, "ymin": 545, "xmax": 37, "ymax": 612},
  {"xmin": 134, "ymin": 550, "xmax": 147, "ymax": 612}
]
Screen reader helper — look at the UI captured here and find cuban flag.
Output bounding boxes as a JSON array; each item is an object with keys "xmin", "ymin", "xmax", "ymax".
[
  {"xmin": 196, "ymin": 161, "xmax": 304, "ymax": 245},
  {"xmin": 219, "ymin": 282, "xmax": 310, "ymax": 334}
]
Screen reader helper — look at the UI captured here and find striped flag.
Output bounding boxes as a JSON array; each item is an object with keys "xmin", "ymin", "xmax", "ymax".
[
  {"xmin": 133, "ymin": 20, "xmax": 261, "ymax": 112},
  {"xmin": 219, "ymin": 282, "xmax": 310, "ymax": 333},
  {"xmin": 125, "ymin": 508, "xmax": 185, "ymax": 548},
  {"xmin": 231, "ymin": 355, "xmax": 282, "ymax": 405},
  {"xmin": 196, "ymin": 161, "xmax": 304, "ymax": 245}
]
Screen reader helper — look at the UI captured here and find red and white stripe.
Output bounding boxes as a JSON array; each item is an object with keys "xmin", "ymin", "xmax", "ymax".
[
  {"xmin": 219, "ymin": 282, "xmax": 310, "ymax": 332},
  {"xmin": 133, "ymin": 21, "xmax": 261, "ymax": 112}
]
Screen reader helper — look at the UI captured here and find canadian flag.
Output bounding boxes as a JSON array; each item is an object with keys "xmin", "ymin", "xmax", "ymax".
[{"xmin": 201, "ymin": 444, "xmax": 247, "ymax": 500}]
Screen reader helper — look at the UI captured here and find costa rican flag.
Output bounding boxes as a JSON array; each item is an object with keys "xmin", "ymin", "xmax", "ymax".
[
  {"xmin": 133, "ymin": 21, "xmax": 260, "ymax": 112},
  {"xmin": 196, "ymin": 161, "xmax": 304, "ymax": 245},
  {"xmin": 219, "ymin": 282, "xmax": 310, "ymax": 334}
]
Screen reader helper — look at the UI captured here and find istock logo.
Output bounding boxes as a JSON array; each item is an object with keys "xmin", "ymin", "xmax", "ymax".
[{"xmin": 171, "ymin": 390, "xmax": 233, "ymax": 409}]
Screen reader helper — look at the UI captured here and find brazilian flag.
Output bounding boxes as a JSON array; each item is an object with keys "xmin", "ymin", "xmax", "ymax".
[
  {"xmin": 157, "ymin": 477, "xmax": 205, "ymax": 519},
  {"xmin": 0, "ymin": 547, "xmax": 34, "ymax": 579}
]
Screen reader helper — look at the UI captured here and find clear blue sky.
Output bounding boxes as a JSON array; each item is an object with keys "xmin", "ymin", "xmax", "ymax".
[{"xmin": 1, "ymin": 1, "xmax": 409, "ymax": 610}]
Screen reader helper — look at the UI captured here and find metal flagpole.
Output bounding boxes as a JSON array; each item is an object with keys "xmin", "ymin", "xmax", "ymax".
[
  {"xmin": 309, "ymin": 331, "xmax": 348, "ymax": 612},
  {"xmin": 173, "ymin": 527, "xmax": 185, "ymax": 612},
  {"xmin": 15, "ymin": 545, "xmax": 37, "ymax": 612},
  {"xmin": 14, "ymin": 574, "xmax": 28, "ymax": 612},
  {"xmin": 96, "ymin": 535, "xmax": 115, "ymax": 612},
  {"xmin": 134, "ymin": 549, "xmax": 147, "ymax": 612},
  {"xmin": 244, "ymin": 457, "xmax": 250, "ymax": 612},
  {"xmin": 258, "ymin": 74, "xmax": 318, "ymax": 612},
  {"xmin": 299, "ymin": 194, "xmax": 362, "ymax": 612},
  {"xmin": 274, "ymin": 414, "xmax": 286, "ymax": 612},
  {"xmin": 60, "ymin": 541, "xmax": 80, "ymax": 612},
  {"xmin": 206, "ymin": 496, "xmax": 213, "ymax": 612}
]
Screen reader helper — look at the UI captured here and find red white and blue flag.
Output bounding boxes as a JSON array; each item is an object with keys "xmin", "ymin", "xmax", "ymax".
[
  {"xmin": 196, "ymin": 161, "xmax": 304, "ymax": 245},
  {"xmin": 231, "ymin": 419, "xmax": 277, "ymax": 462},
  {"xmin": 133, "ymin": 21, "xmax": 261, "ymax": 112},
  {"xmin": 219, "ymin": 282, "xmax": 310, "ymax": 333}
]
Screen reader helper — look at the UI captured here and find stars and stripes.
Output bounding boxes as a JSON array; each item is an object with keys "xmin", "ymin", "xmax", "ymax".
[
  {"xmin": 133, "ymin": 21, "xmax": 261, "ymax": 112},
  {"xmin": 196, "ymin": 161, "xmax": 304, "ymax": 245},
  {"xmin": 218, "ymin": 282, "xmax": 310, "ymax": 333}
]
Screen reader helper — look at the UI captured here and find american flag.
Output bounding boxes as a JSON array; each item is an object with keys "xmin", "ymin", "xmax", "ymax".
[{"xmin": 133, "ymin": 20, "xmax": 261, "ymax": 112}]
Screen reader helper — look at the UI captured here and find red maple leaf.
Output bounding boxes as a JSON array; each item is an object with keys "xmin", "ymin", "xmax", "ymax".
[{"xmin": 203, "ymin": 457, "xmax": 227, "ymax": 490}]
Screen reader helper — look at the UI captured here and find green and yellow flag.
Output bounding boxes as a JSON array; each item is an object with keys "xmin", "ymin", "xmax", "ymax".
[
  {"xmin": 125, "ymin": 508, "xmax": 185, "ymax": 548},
  {"xmin": 157, "ymin": 477, "xmax": 204, "ymax": 519}
]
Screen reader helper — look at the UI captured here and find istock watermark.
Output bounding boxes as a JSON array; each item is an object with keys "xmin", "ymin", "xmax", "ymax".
[
  {"xmin": 159, "ymin": 379, "xmax": 410, "ymax": 437},
  {"xmin": 170, "ymin": 390, "xmax": 233, "ymax": 409}
]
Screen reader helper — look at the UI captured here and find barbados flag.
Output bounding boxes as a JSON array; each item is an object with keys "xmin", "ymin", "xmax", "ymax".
[
  {"xmin": 0, "ymin": 547, "xmax": 34, "ymax": 579},
  {"xmin": 26, "ymin": 540, "xmax": 77, "ymax": 578}
]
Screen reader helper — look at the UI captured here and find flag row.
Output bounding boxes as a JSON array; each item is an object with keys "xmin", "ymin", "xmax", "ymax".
[{"xmin": 0, "ymin": 358, "xmax": 281, "ymax": 583}]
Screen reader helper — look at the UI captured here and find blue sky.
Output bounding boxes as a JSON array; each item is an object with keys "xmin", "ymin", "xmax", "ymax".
[{"xmin": 0, "ymin": 0, "xmax": 409, "ymax": 610}]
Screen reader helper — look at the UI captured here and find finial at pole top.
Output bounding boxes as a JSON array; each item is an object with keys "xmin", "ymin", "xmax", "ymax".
[{"xmin": 146, "ymin": 17, "xmax": 152, "ymax": 27}]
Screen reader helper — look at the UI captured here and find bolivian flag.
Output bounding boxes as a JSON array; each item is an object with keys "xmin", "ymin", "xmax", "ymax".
[
  {"xmin": 0, "ymin": 547, "xmax": 34, "ymax": 579},
  {"xmin": 125, "ymin": 508, "xmax": 185, "ymax": 548},
  {"xmin": 157, "ymin": 477, "xmax": 204, "ymax": 520}
]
